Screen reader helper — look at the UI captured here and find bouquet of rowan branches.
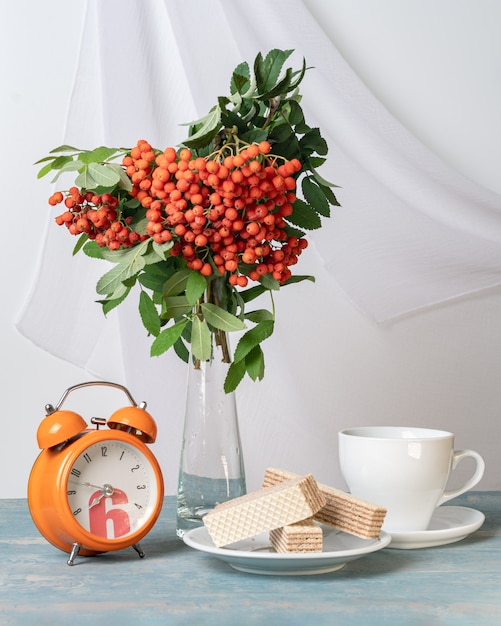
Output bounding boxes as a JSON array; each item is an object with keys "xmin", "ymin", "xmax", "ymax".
[{"xmin": 37, "ymin": 49, "xmax": 338, "ymax": 392}]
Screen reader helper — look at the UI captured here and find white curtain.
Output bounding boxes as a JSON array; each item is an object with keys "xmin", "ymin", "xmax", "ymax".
[{"xmin": 16, "ymin": 0, "xmax": 501, "ymax": 491}]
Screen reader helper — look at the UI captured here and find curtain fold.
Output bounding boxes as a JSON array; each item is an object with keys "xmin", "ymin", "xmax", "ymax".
[{"xmin": 16, "ymin": 0, "xmax": 501, "ymax": 480}]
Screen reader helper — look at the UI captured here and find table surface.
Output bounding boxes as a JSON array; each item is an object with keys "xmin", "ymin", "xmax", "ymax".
[{"xmin": 1, "ymin": 493, "xmax": 500, "ymax": 626}]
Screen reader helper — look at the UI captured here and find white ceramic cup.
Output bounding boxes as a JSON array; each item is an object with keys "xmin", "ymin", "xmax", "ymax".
[{"xmin": 338, "ymin": 426, "xmax": 485, "ymax": 532}]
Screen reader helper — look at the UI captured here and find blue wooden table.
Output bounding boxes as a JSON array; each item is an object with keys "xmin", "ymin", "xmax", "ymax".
[{"xmin": 1, "ymin": 493, "xmax": 500, "ymax": 625}]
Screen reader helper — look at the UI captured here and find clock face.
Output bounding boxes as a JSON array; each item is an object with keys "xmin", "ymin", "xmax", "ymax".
[{"xmin": 66, "ymin": 439, "xmax": 160, "ymax": 540}]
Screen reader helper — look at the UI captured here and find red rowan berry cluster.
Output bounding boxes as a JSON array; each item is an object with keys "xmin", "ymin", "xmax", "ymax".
[
  {"xmin": 49, "ymin": 187, "xmax": 147, "ymax": 250},
  {"xmin": 48, "ymin": 138, "xmax": 309, "ymax": 286}
]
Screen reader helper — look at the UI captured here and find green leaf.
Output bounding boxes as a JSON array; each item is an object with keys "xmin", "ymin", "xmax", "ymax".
[
  {"xmin": 163, "ymin": 268, "xmax": 191, "ymax": 297},
  {"xmin": 233, "ymin": 289, "xmax": 246, "ymax": 319},
  {"xmin": 105, "ymin": 281, "xmax": 130, "ymax": 301},
  {"xmin": 186, "ymin": 271, "xmax": 207, "ymax": 305},
  {"xmin": 283, "ymin": 224, "xmax": 306, "ymax": 239},
  {"xmin": 152, "ymin": 240, "xmax": 174, "ymax": 260},
  {"xmin": 307, "ymin": 156, "xmax": 326, "ymax": 168},
  {"xmin": 88, "ymin": 162, "xmax": 121, "ymax": 187},
  {"xmin": 163, "ymin": 296, "xmax": 192, "ymax": 319},
  {"xmin": 288, "ymin": 199, "xmax": 322, "ymax": 230},
  {"xmin": 254, "ymin": 48, "xmax": 293, "ymax": 94},
  {"xmin": 80, "ymin": 146, "xmax": 120, "ymax": 163},
  {"xmin": 75, "ymin": 168, "xmax": 98, "ymax": 190},
  {"xmin": 288, "ymin": 57, "xmax": 307, "ymax": 91},
  {"xmin": 96, "ymin": 256, "xmax": 144, "ymax": 295},
  {"xmin": 73, "ymin": 233, "xmax": 89, "ymax": 256},
  {"xmin": 50, "ymin": 155, "xmax": 72, "ymax": 170},
  {"xmin": 230, "ymin": 62, "xmax": 251, "ymax": 94},
  {"xmin": 240, "ymin": 284, "xmax": 267, "ymax": 303},
  {"xmin": 288, "ymin": 99, "xmax": 305, "ymax": 126},
  {"xmin": 139, "ymin": 291, "xmax": 161, "ymax": 336},
  {"xmin": 299, "ymin": 128, "xmax": 328, "ymax": 156},
  {"xmin": 309, "ymin": 164, "xmax": 340, "ymax": 191},
  {"xmin": 95, "ymin": 241, "xmax": 150, "ymax": 294},
  {"xmin": 150, "ymin": 320, "xmax": 188, "ymax": 357},
  {"xmin": 260, "ymin": 67, "xmax": 293, "ymax": 100},
  {"xmin": 131, "ymin": 214, "xmax": 148, "ymax": 236},
  {"xmin": 233, "ymin": 320, "xmax": 275, "ymax": 363},
  {"xmin": 124, "ymin": 197, "xmax": 141, "ymax": 208},
  {"xmin": 37, "ymin": 161, "xmax": 55, "ymax": 179},
  {"xmin": 258, "ymin": 273, "xmax": 280, "ymax": 291},
  {"xmin": 240, "ymin": 127, "xmax": 267, "ymax": 145},
  {"xmin": 191, "ymin": 317, "xmax": 212, "ymax": 362},
  {"xmin": 54, "ymin": 158, "xmax": 85, "ymax": 174},
  {"xmin": 182, "ymin": 105, "xmax": 222, "ymax": 150},
  {"xmin": 174, "ymin": 336, "xmax": 190, "ymax": 363},
  {"xmin": 224, "ymin": 359, "xmax": 247, "ymax": 393},
  {"xmin": 50, "ymin": 144, "xmax": 81, "ymax": 154},
  {"xmin": 302, "ymin": 177, "xmax": 330, "ymax": 217},
  {"xmin": 244, "ymin": 309, "xmax": 274, "ymax": 323},
  {"xmin": 99, "ymin": 240, "xmax": 151, "ymax": 263},
  {"xmin": 139, "ymin": 262, "xmax": 174, "ymax": 292},
  {"xmin": 282, "ymin": 274, "xmax": 315, "ymax": 286},
  {"xmin": 245, "ymin": 345, "xmax": 265, "ymax": 381},
  {"xmin": 34, "ymin": 155, "xmax": 58, "ymax": 165},
  {"xmin": 269, "ymin": 123, "xmax": 294, "ymax": 144},
  {"xmin": 201, "ymin": 303, "xmax": 246, "ymax": 332},
  {"xmin": 82, "ymin": 240, "xmax": 104, "ymax": 258},
  {"xmin": 318, "ymin": 182, "xmax": 340, "ymax": 207},
  {"xmin": 50, "ymin": 160, "xmax": 86, "ymax": 183},
  {"xmin": 107, "ymin": 163, "xmax": 133, "ymax": 192},
  {"xmin": 100, "ymin": 285, "xmax": 131, "ymax": 315}
]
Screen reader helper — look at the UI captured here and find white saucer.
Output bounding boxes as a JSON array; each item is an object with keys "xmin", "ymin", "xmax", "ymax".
[
  {"xmin": 183, "ymin": 524, "xmax": 391, "ymax": 575},
  {"xmin": 386, "ymin": 506, "xmax": 485, "ymax": 549}
]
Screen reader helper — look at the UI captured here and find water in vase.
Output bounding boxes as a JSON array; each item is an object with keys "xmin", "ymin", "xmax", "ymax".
[{"xmin": 176, "ymin": 472, "xmax": 246, "ymax": 537}]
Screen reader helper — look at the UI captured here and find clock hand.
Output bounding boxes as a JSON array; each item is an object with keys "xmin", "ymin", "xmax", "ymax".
[
  {"xmin": 69, "ymin": 479, "xmax": 115, "ymax": 495},
  {"xmin": 88, "ymin": 493, "xmax": 106, "ymax": 509},
  {"xmin": 69, "ymin": 479, "xmax": 105, "ymax": 490},
  {"xmin": 69, "ymin": 480, "xmax": 116, "ymax": 510}
]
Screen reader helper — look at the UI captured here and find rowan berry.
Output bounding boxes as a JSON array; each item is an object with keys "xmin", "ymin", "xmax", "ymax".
[
  {"xmin": 258, "ymin": 140, "xmax": 271, "ymax": 154},
  {"xmin": 242, "ymin": 249, "xmax": 256, "ymax": 264},
  {"xmin": 246, "ymin": 144, "xmax": 259, "ymax": 158},
  {"xmin": 245, "ymin": 221, "xmax": 260, "ymax": 236},
  {"xmin": 200, "ymin": 263, "xmax": 213, "ymax": 276},
  {"xmin": 194, "ymin": 234, "xmax": 208, "ymax": 247}
]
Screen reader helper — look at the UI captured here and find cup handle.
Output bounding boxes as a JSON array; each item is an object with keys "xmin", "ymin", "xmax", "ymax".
[{"xmin": 438, "ymin": 449, "xmax": 485, "ymax": 505}]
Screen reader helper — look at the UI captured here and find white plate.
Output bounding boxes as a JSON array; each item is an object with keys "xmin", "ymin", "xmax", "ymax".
[
  {"xmin": 182, "ymin": 524, "xmax": 391, "ymax": 575},
  {"xmin": 387, "ymin": 506, "xmax": 485, "ymax": 549}
]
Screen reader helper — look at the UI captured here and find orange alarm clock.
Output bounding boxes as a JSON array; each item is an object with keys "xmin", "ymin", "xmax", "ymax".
[{"xmin": 28, "ymin": 381, "xmax": 164, "ymax": 565}]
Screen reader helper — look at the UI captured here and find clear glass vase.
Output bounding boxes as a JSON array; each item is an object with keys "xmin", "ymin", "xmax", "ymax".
[{"xmin": 176, "ymin": 331, "xmax": 246, "ymax": 537}]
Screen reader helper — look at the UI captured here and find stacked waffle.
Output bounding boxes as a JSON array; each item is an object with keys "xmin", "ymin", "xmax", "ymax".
[
  {"xmin": 203, "ymin": 468, "xmax": 387, "ymax": 552},
  {"xmin": 263, "ymin": 467, "xmax": 387, "ymax": 541},
  {"xmin": 203, "ymin": 474, "xmax": 325, "ymax": 548},
  {"xmin": 269, "ymin": 519, "xmax": 323, "ymax": 553}
]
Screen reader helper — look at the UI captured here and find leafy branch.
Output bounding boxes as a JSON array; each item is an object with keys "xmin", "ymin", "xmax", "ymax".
[{"xmin": 37, "ymin": 49, "xmax": 339, "ymax": 392}]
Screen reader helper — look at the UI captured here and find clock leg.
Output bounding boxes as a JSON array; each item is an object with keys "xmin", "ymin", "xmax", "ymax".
[
  {"xmin": 132, "ymin": 543, "xmax": 145, "ymax": 558},
  {"xmin": 67, "ymin": 542, "xmax": 81, "ymax": 566}
]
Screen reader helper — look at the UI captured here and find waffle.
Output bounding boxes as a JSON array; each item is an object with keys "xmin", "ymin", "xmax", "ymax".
[
  {"xmin": 203, "ymin": 474, "xmax": 326, "ymax": 547},
  {"xmin": 269, "ymin": 519, "xmax": 322, "ymax": 553},
  {"xmin": 263, "ymin": 467, "xmax": 386, "ymax": 539}
]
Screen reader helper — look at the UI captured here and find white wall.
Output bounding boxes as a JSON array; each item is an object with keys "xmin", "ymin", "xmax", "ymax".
[{"xmin": 2, "ymin": 0, "xmax": 500, "ymax": 498}]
